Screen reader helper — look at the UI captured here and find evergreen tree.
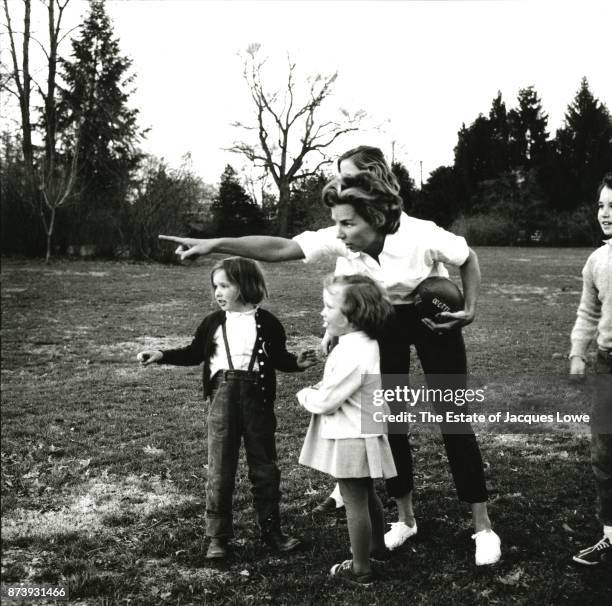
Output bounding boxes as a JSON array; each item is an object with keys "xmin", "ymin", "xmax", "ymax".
[
  {"xmin": 391, "ymin": 161, "xmax": 416, "ymax": 213},
  {"xmin": 291, "ymin": 172, "xmax": 329, "ymax": 235},
  {"xmin": 416, "ymin": 166, "xmax": 461, "ymax": 227},
  {"xmin": 553, "ymin": 78, "xmax": 612, "ymax": 209},
  {"xmin": 488, "ymin": 91, "xmax": 512, "ymax": 174},
  {"xmin": 453, "ymin": 116, "xmax": 495, "ymax": 212},
  {"xmin": 211, "ymin": 165, "xmax": 265, "ymax": 236},
  {"xmin": 508, "ymin": 86, "xmax": 549, "ymax": 170},
  {"xmin": 59, "ymin": 0, "xmax": 142, "ymax": 252}
]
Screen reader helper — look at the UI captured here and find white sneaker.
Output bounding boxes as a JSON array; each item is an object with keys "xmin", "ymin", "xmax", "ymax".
[
  {"xmin": 384, "ymin": 521, "xmax": 417, "ymax": 551},
  {"xmin": 471, "ymin": 529, "xmax": 501, "ymax": 565}
]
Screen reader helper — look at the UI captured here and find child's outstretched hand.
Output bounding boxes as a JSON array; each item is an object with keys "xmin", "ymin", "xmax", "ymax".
[
  {"xmin": 297, "ymin": 349, "xmax": 319, "ymax": 369},
  {"xmin": 137, "ymin": 350, "xmax": 163, "ymax": 366}
]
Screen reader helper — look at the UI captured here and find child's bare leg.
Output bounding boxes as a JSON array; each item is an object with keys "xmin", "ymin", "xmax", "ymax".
[
  {"xmin": 367, "ymin": 482, "xmax": 386, "ymax": 555},
  {"xmin": 338, "ymin": 478, "xmax": 371, "ymax": 575}
]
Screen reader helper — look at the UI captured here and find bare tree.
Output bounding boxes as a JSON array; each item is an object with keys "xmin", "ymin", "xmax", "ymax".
[
  {"xmin": 228, "ymin": 44, "xmax": 363, "ymax": 236},
  {"xmin": 3, "ymin": 0, "xmax": 80, "ymax": 262},
  {"xmin": 3, "ymin": 0, "xmax": 35, "ymax": 184}
]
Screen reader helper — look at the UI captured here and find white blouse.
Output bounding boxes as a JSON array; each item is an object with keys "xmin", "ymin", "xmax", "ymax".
[
  {"xmin": 209, "ymin": 308, "xmax": 258, "ymax": 376},
  {"xmin": 293, "ymin": 212, "xmax": 469, "ymax": 305}
]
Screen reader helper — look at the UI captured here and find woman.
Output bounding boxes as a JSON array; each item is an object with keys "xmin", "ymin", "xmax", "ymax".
[{"xmin": 159, "ymin": 150, "xmax": 501, "ymax": 566}]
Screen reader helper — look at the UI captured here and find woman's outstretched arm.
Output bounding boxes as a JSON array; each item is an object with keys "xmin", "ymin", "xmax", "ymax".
[{"xmin": 158, "ymin": 235, "xmax": 305, "ymax": 262}]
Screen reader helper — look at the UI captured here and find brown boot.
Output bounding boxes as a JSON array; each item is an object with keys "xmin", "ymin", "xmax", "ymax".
[{"xmin": 206, "ymin": 538, "xmax": 228, "ymax": 560}]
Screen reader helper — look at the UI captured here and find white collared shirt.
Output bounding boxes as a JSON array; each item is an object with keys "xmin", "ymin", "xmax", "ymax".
[
  {"xmin": 297, "ymin": 331, "xmax": 385, "ymax": 439},
  {"xmin": 293, "ymin": 212, "xmax": 469, "ymax": 304},
  {"xmin": 209, "ymin": 308, "xmax": 258, "ymax": 376}
]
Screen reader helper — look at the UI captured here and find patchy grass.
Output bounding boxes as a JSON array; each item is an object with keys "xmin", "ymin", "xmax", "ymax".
[{"xmin": 1, "ymin": 249, "xmax": 610, "ymax": 605}]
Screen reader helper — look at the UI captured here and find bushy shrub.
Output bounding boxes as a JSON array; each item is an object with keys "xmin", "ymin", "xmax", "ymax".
[{"xmin": 451, "ymin": 214, "xmax": 518, "ymax": 245}]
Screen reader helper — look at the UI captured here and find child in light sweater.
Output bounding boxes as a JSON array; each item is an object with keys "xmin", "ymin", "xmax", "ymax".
[
  {"xmin": 297, "ymin": 274, "xmax": 396, "ymax": 586},
  {"xmin": 569, "ymin": 173, "xmax": 612, "ymax": 566}
]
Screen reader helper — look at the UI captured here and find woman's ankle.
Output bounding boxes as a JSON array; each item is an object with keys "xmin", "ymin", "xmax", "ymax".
[{"xmin": 471, "ymin": 502, "xmax": 492, "ymax": 532}]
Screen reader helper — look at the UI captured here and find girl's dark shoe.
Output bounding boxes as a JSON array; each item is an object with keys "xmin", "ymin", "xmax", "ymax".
[
  {"xmin": 262, "ymin": 529, "xmax": 301, "ymax": 552},
  {"xmin": 330, "ymin": 559, "xmax": 375, "ymax": 587},
  {"xmin": 206, "ymin": 538, "xmax": 228, "ymax": 560}
]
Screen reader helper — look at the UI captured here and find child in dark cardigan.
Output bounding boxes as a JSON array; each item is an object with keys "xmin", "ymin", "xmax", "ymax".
[{"xmin": 138, "ymin": 257, "xmax": 317, "ymax": 559}]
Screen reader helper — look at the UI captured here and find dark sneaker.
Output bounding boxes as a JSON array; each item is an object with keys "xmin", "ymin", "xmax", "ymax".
[
  {"xmin": 262, "ymin": 529, "xmax": 301, "ymax": 553},
  {"xmin": 206, "ymin": 538, "xmax": 228, "ymax": 560},
  {"xmin": 572, "ymin": 536, "xmax": 612, "ymax": 566},
  {"xmin": 330, "ymin": 559, "xmax": 375, "ymax": 587},
  {"xmin": 312, "ymin": 496, "xmax": 344, "ymax": 516}
]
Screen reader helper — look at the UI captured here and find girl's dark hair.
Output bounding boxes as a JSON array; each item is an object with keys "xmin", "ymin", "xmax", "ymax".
[
  {"xmin": 597, "ymin": 173, "xmax": 612, "ymax": 198},
  {"xmin": 210, "ymin": 257, "xmax": 268, "ymax": 304},
  {"xmin": 337, "ymin": 145, "xmax": 400, "ymax": 195},
  {"xmin": 324, "ymin": 273, "xmax": 394, "ymax": 339},
  {"xmin": 322, "ymin": 171, "xmax": 403, "ymax": 235}
]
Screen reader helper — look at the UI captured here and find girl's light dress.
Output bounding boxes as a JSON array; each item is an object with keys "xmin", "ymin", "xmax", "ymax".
[{"xmin": 297, "ymin": 331, "xmax": 397, "ymax": 479}]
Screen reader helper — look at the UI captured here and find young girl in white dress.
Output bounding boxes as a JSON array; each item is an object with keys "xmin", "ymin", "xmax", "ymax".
[{"xmin": 297, "ymin": 274, "xmax": 396, "ymax": 586}]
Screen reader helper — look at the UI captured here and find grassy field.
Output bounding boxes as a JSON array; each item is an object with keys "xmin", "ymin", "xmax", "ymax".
[{"xmin": 1, "ymin": 248, "xmax": 610, "ymax": 605}]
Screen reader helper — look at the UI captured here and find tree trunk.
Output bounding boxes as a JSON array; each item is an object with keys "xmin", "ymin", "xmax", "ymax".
[
  {"xmin": 277, "ymin": 181, "xmax": 292, "ymax": 237},
  {"xmin": 45, "ymin": 206, "xmax": 56, "ymax": 264}
]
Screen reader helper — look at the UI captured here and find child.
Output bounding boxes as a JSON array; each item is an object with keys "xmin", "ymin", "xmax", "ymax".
[
  {"xmin": 569, "ymin": 173, "xmax": 612, "ymax": 566},
  {"xmin": 297, "ymin": 274, "xmax": 396, "ymax": 586},
  {"xmin": 137, "ymin": 257, "xmax": 317, "ymax": 560}
]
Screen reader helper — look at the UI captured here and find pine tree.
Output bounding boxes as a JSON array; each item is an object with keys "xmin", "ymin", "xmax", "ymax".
[
  {"xmin": 453, "ymin": 116, "xmax": 495, "ymax": 211},
  {"xmin": 488, "ymin": 91, "xmax": 511, "ymax": 174},
  {"xmin": 391, "ymin": 161, "xmax": 416, "ymax": 213},
  {"xmin": 291, "ymin": 172, "xmax": 329, "ymax": 235},
  {"xmin": 553, "ymin": 77, "xmax": 612, "ymax": 209},
  {"xmin": 508, "ymin": 86, "xmax": 549, "ymax": 170},
  {"xmin": 211, "ymin": 165, "xmax": 265, "ymax": 236},
  {"xmin": 417, "ymin": 166, "xmax": 461, "ymax": 227},
  {"xmin": 59, "ymin": 0, "xmax": 142, "ymax": 251}
]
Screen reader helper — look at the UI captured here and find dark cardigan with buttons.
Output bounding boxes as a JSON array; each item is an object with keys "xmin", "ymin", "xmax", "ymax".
[{"xmin": 158, "ymin": 308, "xmax": 302, "ymax": 404}]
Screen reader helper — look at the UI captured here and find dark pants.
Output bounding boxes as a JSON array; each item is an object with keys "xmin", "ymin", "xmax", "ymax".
[
  {"xmin": 380, "ymin": 304, "xmax": 488, "ymax": 503},
  {"xmin": 206, "ymin": 370, "xmax": 281, "ymax": 538},
  {"xmin": 592, "ymin": 350, "xmax": 612, "ymax": 526}
]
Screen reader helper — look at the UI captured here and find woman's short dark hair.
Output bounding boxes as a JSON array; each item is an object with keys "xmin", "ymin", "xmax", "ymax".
[
  {"xmin": 210, "ymin": 257, "xmax": 268, "ymax": 304},
  {"xmin": 324, "ymin": 273, "xmax": 394, "ymax": 339},
  {"xmin": 337, "ymin": 145, "xmax": 400, "ymax": 195},
  {"xmin": 322, "ymin": 171, "xmax": 403, "ymax": 235}
]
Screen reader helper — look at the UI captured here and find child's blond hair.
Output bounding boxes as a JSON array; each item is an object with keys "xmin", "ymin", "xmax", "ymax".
[{"xmin": 324, "ymin": 274, "xmax": 394, "ymax": 339}]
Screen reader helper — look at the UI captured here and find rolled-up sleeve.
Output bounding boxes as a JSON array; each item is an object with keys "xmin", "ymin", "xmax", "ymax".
[
  {"xmin": 292, "ymin": 227, "xmax": 344, "ymax": 264},
  {"xmin": 427, "ymin": 225, "xmax": 469, "ymax": 267}
]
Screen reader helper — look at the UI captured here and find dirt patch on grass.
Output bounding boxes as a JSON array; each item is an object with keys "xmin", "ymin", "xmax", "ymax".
[
  {"xmin": 2, "ymin": 473, "xmax": 196, "ymax": 541},
  {"xmin": 135, "ymin": 299, "xmax": 188, "ymax": 313}
]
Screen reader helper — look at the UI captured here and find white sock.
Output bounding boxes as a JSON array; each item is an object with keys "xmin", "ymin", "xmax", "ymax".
[
  {"xmin": 604, "ymin": 525, "xmax": 612, "ymax": 541},
  {"xmin": 330, "ymin": 483, "xmax": 344, "ymax": 508}
]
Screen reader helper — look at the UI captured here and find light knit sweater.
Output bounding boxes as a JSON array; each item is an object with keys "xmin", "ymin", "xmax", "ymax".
[{"xmin": 570, "ymin": 241, "xmax": 612, "ymax": 358}]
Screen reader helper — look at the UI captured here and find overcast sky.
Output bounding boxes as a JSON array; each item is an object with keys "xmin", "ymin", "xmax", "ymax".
[{"xmin": 6, "ymin": 0, "xmax": 612, "ymax": 186}]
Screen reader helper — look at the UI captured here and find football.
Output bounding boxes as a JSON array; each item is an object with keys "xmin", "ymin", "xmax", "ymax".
[{"xmin": 413, "ymin": 277, "xmax": 464, "ymax": 322}]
